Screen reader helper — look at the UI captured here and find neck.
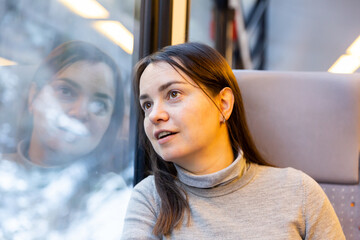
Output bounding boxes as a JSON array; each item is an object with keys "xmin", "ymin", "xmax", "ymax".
[{"xmin": 28, "ymin": 133, "xmax": 75, "ymax": 167}]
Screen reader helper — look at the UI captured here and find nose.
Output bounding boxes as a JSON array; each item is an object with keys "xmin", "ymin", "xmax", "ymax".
[
  {"xmin": 148, "ymin": 102, "xmax": 169, "ymax": 124},
  {"xmin": 67, "ymin": 97, "xmax": 90, "ymax": 122}
]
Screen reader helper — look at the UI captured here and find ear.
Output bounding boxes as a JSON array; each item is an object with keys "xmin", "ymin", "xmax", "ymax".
[
  {"xmin": 218, "ymin": 87, "xmax": 234, "ymax": 122},
  {"xmin": 28, "ymin": 83, "xmax": 38, "ymax": 114}
]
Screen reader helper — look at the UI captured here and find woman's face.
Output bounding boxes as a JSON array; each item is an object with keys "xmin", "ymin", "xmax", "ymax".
[
  {"xmin": 139, "ymin": 62, "xmax": 226, "ymax": 169},
  {"xmin": 29, "ymin": 61, "xmax": 115, "ymax": 161}
]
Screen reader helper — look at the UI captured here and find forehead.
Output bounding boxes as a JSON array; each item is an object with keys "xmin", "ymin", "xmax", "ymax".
[
  {"xmin": 139, "ymin": 62, "xmax": 195, "ymax": 94},
  {"xmin": 56, "ymin": 61, "xmax": 116, "ymax": 98}
]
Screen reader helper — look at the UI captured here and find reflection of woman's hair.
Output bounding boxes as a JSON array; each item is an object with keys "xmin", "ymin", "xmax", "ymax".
[
  {"xmin": 134, "ymin": 42, "xmax": 270, "ymax": 236},
  {"xmin": 21, "ymin": 41, "xmax": 124, "ymax": 165}
]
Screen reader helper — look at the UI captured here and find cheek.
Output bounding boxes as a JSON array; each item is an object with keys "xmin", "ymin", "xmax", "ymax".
[
  {"xmin": 143, "ymin": 118, "xmax": 152, "ymax": 139},
  {"xmin": 31, "ymin": 110, "xmax": 45, "ymax": 132},
  {"xmin": 185, "ymin": 100, "xmax": 219, "ymax": 131},
  {"xmin": 90, "ymin": 115, "xmax": 112, "ymax": 137},
  {"xmin": 32, "ymin": 99, "xmax": 53, "ymax": 127}
]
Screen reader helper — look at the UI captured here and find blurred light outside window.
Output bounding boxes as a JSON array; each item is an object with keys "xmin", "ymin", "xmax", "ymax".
[
  {"xmin": 0, "ymin": 0, "xmax": 137, "ymax": 239},
  {"xmin": 58, "ymin": 0, "xmax": 110, "ymax": 19},
  {"xmin": 328, "ymin": 35, "xmax": 360, "ymax": 74},
  {"xmin": 0, "ymin": 57, "xmax": 17, "ymax": 66}
]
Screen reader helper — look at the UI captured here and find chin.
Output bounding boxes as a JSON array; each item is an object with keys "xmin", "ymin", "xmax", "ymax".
[
  {"xmin": 151, "ymin": 143, "xmax": 188, "ymax": 162},
  {"xmin": 48, "ymin": 141, "xmax": 94, "ymax": 156},
  {"xmin": 157, "ymin": 150, "xmax": 184, "ymax": 164}
]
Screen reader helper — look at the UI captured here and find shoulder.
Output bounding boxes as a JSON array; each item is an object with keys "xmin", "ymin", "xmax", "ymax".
[
  {"xmin": 129, "ymin": 175, "xmax": 160, "ymax": 210},
  {"xmin": 1, "ymin": 140, "xmax": 30, "ymax": 167},
  {"xmin": 253, "ymin": 165, "xmax": 344, "ymax": 238},
  {"xmin": 1, "ymin": 152, "xmax": 19, "ymax": 162},
  {"xmin": 0, "ymin": 153, "xmax": 21, "ymax": 175},
  {"xmin": 252, "ymin": 164, "xmax": 326, "ymax": 202},
  {"xmin": 134, "ymin": 175, "xmax": 156, "ymax": 190},
  {"xmin": 255, "ymin": 165, "xmax": 334, "ymax": 213},
  {"xmin": 255, "ymin": 164, "xmax": 315, "ymax": 188},
  {"xmin": 133, "ymin": 175, "xmax": 157, "ymax": 198},
  {"xmin": 0, "ymin": 152, "xmax": 25, "ymax": 168},
  {"xmin": 122, "ymin": 176, "xmax": 160, "ymax": 239}
]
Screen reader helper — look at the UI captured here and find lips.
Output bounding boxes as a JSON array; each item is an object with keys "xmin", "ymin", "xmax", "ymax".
[
  {"xmin": 154, "ymin": 130, "xmax": 178, "ymax": 140},
  {"xmin": 158, "ymin": 131, "xmax": 174, "ymax": 139},
  {"xmin": 56, "ymin": 114, "xmax": 90, "ymax": 137}
]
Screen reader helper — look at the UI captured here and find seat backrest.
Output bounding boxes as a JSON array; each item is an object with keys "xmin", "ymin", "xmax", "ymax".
[
  {"xmin": 234, "ymin": 70, "xmax": 360, "ymax": 184},
  {"xmin": 234, "ymin": 70, "xmax": 360, "ymax": 239}
]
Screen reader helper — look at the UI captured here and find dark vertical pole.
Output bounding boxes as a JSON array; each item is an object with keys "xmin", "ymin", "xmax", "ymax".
[
  {"xmin": 134, "ymin": 0, "xmax": 179, "ymax": 185},
  {"xmin": 139, "ymin": 0, "xmax": 158, "ymax": 58},
  {"xmin": 134, "ymin": 0, "xmax": 159, "ymax": 185},
  {"xmin": 138, "ymin": 0, "xmax": 173, "ymax": 59},
  {"xmin": 184, "ymin": 0, "xmax": 191, "ymax": 42},
  {"xmin": 214, "ymin": 0, "xmax": 228, "ymax": 57},
  {"xmin": 158, "ymin": 0, "xmax": 173, "ymax": 49},
  {"xmin": 213, "ymin": 0, "xmax": 234, "ymax": 66}
]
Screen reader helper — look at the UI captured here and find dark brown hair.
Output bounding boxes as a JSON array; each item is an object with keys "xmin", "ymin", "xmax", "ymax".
[{"xmin": 134, "ymin": 42, "xmax": 269, "ymax": 236}]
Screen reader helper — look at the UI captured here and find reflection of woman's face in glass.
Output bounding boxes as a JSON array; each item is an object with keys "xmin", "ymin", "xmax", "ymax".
[{"xmin": 29, "ymin": 61, "xmax": 115, "ymax": 164}]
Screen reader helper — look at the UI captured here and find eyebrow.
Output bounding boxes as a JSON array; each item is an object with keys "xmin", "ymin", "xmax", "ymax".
[
  {"xmin": 57, "ymin": 77, "xmax": 81, "ymax": 89},
  {"xmin": 139, "ymin": 80, "xmax": 186, "ymax": 100},
  {"xmin": 56, "ymin": 77, "xmax": 114, "ymax": 104}
]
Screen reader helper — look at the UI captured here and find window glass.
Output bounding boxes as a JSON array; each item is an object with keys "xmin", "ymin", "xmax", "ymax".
[
  {"xmin": 0, "ymin": 0, "xmax": 136, "ymax": 238},
  {"xmin": 241, "ymin": 0, "xmax": 257, "ymax": 21},
  {"xmin": 188, "ymin": 0, "xmax": 266, "ymax": 69},
  {"xmin": 188, "ymin": 0, "xmax": 214, "ymax": 46}
]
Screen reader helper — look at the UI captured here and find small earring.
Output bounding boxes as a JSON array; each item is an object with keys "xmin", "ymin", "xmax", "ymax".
[{"xmin": 221, "ymin": 117, "xmax": 226, "ymax": 124}]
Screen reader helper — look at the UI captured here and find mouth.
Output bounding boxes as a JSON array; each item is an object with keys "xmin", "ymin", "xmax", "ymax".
[
  {"xmin": 155, "ymin": 130, "xmax": 177, "ymax": 140},
  {"xmin": 57, "ymin": 115, "xmax": 89, "ymax": 136}
]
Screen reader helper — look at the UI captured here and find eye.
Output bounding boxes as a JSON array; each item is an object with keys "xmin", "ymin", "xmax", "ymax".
[
  {"xmin": 168, "ymin": 90, "xmax": 180, "ymax": 99},
  {"xmin": 60, "ymin": 87, "xmax": 72, "ymax": 96},
  {"xmin": 89, "ymin": 100, "xmax": 109, "ymax": 116},
  {"xmin": 142, "ymin": 101, "xmax": 152, "ymax": 111},
  {"xmin": 54, "ymin": 85, "xmax": 77, "ymax": 101}
]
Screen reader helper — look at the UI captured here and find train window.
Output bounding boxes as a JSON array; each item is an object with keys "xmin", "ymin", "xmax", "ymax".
[
  {"xmin": 0, "ymin": 0, "xmax": 137, "ymax": 238},
  {"xmin": 188, "ymin": 0, "xmax": 214, "ymax": 46},
  {"xmin": 241, "ymin": 0, "xmax": 257, "ymax": 20},
  {"xmin": 188, "ymin": 0, "xmax": 267, "ymax": 70}
]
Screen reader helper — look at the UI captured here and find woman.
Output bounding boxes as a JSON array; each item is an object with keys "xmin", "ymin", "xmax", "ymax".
[
  {"xmin": 0, "ymin": 41, "xmax": 128, "ymax": 238},
  {"xmin": 122, "ymin": 42, "xmax": 345, "ymax": 239},
  {"xmin": 16, "ymin": 40, "xmax": 124, "ymax": 167}
]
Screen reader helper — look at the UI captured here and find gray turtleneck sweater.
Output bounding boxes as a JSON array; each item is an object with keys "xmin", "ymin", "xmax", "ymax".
[{"xmin": 121, "ymin": 154, "xmax": 345, "ymax": 239}]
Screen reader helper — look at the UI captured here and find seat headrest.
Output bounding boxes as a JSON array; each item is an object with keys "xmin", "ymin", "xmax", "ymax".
[{"xmin": 234, "ymin": 70, "xmax": 360, "ymax": 184}]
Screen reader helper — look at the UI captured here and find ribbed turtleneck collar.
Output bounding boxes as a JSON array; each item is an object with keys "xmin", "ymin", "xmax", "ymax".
[{"xmin": 174, "ymin": 151, "xmax": 247, "ymax": 189}]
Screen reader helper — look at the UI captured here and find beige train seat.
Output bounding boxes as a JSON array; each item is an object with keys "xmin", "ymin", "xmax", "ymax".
[{"xmin": 234, "ymin": 70, "xmax": 360, "ymax": 239}]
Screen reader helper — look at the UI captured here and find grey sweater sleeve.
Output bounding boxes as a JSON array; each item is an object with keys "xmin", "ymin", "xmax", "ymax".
[
  {"xmin": 301, "ymin": 173, "xmax": 345, "ymax": 240},
  {"xmin": 121, "ymin": 176, "xmax": 160, "ymax": 240}
]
